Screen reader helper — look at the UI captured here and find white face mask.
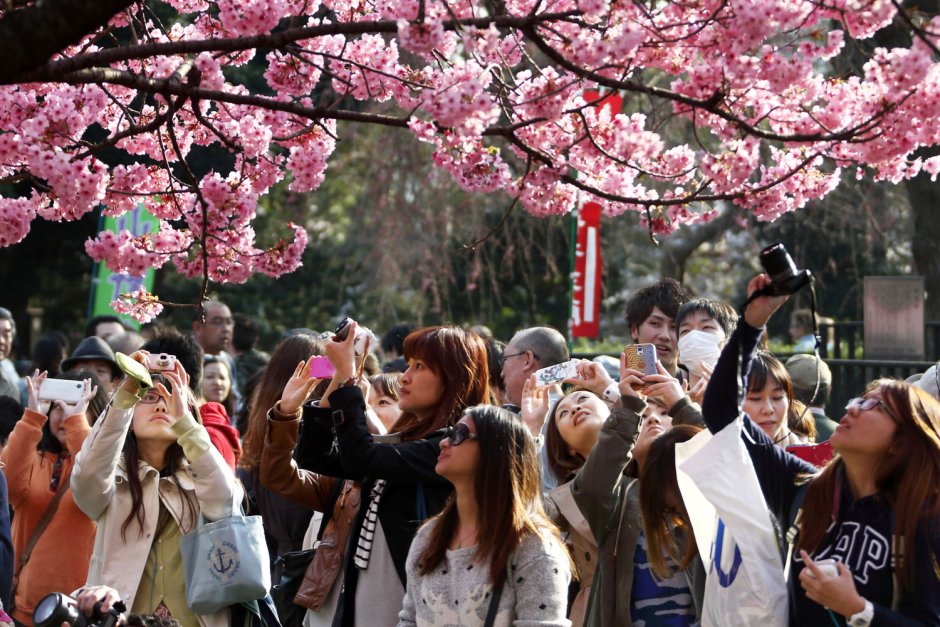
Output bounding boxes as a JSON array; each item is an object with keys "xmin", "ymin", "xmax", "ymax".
[{"xmin": 678, "ymin": 330, "xmax": 723, "ymax": 376}]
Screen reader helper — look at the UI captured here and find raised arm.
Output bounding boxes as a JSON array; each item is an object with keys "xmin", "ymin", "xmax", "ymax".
[
  {"xmin": 71, "ymin": 394, "xmax": 136, "ymax": 521},
  {"xmin": 329, "ymin": 385, "xmax": 448, "ymax": 485},
  {"xmin": 570, "ymin": 396, "xmax": 643, "ymax": 542},
  {"xmin": 570, "ymin": 358, "xmax": 646, "ymax": 541},
  {"xmin": 260, "ymin": 409, "xmax": 339, "ymax": 511},
  {"xmin": 701, "ymin": 274, "xmax": 815, "ymax": 515}
]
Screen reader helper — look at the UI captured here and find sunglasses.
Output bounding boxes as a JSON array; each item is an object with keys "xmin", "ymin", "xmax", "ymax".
[
  {"xmin": 443, "ymin": 423, "xmax": 478, "ymax": 446},
  {"xmin": 845, "ymin": 396, "xmax": 899, "ymax": 422}
]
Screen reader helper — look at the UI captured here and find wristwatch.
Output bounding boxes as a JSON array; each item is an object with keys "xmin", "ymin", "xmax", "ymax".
[{"xmin": 847, "ymin": 599, "xmax": 873, "ymax": 627}]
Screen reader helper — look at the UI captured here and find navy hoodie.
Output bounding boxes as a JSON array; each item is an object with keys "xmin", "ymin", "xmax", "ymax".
[{"xmin": 702, "ymin": 320, "xmax": 940, "ymax": 626}]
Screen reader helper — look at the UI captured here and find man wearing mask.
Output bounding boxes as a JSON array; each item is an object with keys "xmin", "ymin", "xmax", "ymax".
[{"xmin": 675, "ymin": 298, "xmax": 738, "ymax": 400}]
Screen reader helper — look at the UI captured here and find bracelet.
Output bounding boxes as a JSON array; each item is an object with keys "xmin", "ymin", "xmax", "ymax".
[{"xmin": 338, "ymin": 375, "xmax": 359, "ymax": 388}]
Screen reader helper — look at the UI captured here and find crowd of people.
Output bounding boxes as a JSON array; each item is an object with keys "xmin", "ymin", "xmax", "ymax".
[{"xmin": 0, "ymin": 267, "xmax": 936, "ymax": 627}]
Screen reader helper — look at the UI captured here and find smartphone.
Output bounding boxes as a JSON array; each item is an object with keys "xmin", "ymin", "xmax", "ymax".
[
  {"xmin": 38, "ymin": 378, "xmax": 85, "ymax": 403},
  {"xmin": 533, "ymin": 360, "xmax": 579, "ymax": 387},
  {"xmin": 309, "ymin": 356, "xmax": 336, "ymax": 379},
  {"xmin": 145, "ymin": 353, "xmax": 177, "ymax": 372},
  {"xmin": 624, "ymin": 344, "xmax": 657, "ymax": 375},
  {"xmin": 805, "ymin": 558, "xmax": 838, "ymax": 578},
  {"xmin": 786, "ymin": 441, "xmax": 834, "ymax": 468}
]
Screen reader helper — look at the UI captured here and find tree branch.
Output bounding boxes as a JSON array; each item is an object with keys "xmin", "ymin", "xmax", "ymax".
[{"xmin": 0, "ymin": 0, "xmax": 134, "ymax": 82}]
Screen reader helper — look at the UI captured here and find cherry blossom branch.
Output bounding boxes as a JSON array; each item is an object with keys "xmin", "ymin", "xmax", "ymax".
[{"xmin": 11, "ymin": 11, "xmax": 579, "ymax": 83}]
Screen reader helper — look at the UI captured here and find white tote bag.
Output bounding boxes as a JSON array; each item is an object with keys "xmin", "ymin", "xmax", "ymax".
[{"xmin": 674, "ymin": 418, "xmax": 789, "ymax": 627}]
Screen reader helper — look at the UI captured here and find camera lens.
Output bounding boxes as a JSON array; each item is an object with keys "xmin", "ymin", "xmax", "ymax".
[
  {"xmin": 33, "ymin": 592, "xmax": 82, "ymax": 627},
  {"xmin": 759, "ymin": 243, "xmax": 798, "ymax": 283}
]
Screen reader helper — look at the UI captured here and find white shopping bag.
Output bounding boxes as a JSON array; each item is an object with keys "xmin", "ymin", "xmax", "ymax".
[{"xmin": 674, "ymin": 418, "xmax": 788, "ymax": 627}]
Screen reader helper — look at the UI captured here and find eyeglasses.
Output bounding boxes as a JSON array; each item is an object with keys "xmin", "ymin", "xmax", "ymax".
[
  {"xmin": 443, "ymin": 423, "xmax": 478, "ymax": 446},
  {"xmin": 500, "ymin": 351, "xmax": 538, "ymax": 367},
  {"xmin": 845, "ymin": 396, "xmax": 899, "ymax": 422},
  {"xmin": 139, "ymin": 389, "xmax": 167, "ymax": 405}
]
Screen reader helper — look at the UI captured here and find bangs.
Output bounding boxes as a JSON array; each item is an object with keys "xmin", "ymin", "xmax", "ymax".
[
  {"xmin": 746, "ymin": 351, "xmax": 790, "ymax": 394},
  {"xmin": 402, "ymin": 327, "xmax": 449, "ymax": 373}
]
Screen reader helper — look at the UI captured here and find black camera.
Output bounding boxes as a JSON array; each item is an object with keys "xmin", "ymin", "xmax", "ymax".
[
  {"xmin": 759, "ymin": 243, "xmax": 811, "ymax": 296},
  {"xmin": 333, "ymin": 317, "xmax": 354, "ymax": 341},
  {"xmin": 33, "ymin": 592, "xmax": 125, "ymax": 627}
]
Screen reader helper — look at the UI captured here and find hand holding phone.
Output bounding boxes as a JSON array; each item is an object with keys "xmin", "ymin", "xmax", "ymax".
[
  {"xmin": 38, "ymin": 378, "xmax": 85, "ymax": 403},
  {"xmin": 308, "ymin": 355, "xmax": 336, "ymax": 379},
  {"xmin": 804, "ymin": 557, "xmax": 839, "ymax": 579},
  {"xmin": 624, "ymin": 344, "xmax": 658, "ymax": 376},
  {"xmin": 533, "ymin": 360, "xmax": 580, "ymax": 387}
]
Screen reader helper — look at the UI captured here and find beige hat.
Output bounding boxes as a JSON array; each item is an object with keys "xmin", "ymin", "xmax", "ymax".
[
  {"xmin": 785, "ymin": 354, "xmax": 831, "ymax": 391},
  {"xmin": 912, "ymin": 364, "xmax": 940, "ymax": 400}
]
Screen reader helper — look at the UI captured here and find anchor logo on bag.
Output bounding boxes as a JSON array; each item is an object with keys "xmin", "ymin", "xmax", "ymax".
[{"xmin": 206, "ymin": 538, "xmax": 241, "ymax": 584}]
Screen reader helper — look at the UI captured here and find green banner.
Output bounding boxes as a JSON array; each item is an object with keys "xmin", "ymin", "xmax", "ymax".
[{"xmin": 88, "ymin": 206, "xmax": 159, "ymax": 329}]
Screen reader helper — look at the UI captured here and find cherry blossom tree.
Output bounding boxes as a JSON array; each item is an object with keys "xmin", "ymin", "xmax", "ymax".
[{"xmin": 2, "ymin": 0, "xmax": 940, "ymax": 321}]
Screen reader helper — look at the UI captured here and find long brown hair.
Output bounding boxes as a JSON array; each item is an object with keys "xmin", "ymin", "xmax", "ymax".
[
  {"xmin": 638, "ymin": 424, "xmax": 702, "ymax": 579},
  {"xmin": 543, "ymin": 388, "xmax": 600, "ymax": 483},
  {"xmin": 748, "ymin": 350, "xmax": 816, "ymax": 441},
  {"xmin": 798, "ymin": 379, "xmax": 940, "ymax": 595},
  {"xmin": 121, "ymin": 373, "xmax": 199, "ymax": 540},
  {"xmin": 240, "ymin": 334, "xmax": 325, "ymax": 472},
  {"xmin": 391, "ymin": 326, "xmax": 490, "ymax": 441},
  {"xmin": 418, "ymin": 405, "xmax": 568, "ymax": 587}
]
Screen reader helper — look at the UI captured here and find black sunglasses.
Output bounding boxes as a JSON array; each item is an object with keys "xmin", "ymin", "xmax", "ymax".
[{"xmin": 444, "ymin": 423, "xmax": 478, "ymax": 446}]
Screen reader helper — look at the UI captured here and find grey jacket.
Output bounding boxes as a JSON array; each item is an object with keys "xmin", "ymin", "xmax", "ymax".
[{"xmin": 571, "ymin": 395, "xmax": 707, "ymax": 627}]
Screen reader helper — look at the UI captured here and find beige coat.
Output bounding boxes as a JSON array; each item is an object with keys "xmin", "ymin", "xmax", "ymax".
[
  {"xmin": 545, "ymin": 482, "xmax": 596, "ymax": 627},
  {"xmin": 71, "ymin": 404, "xmax": 242, "ymax": 627}
]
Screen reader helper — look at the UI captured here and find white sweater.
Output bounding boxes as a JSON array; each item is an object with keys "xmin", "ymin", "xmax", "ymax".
[{"xmin": 398, "ymin": 519, "xmax": 572, "ymax": 627}]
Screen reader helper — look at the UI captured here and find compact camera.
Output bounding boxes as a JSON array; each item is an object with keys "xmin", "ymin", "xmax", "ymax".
[
  {"xmin": 759, "ymin": 243, "xmax": 811, "ymax": 296},
  {"xmin": 144, "ymin": 353, "xmax": 177, "ymax": 372},
  {"xmin": 333, "ymin": 317, "xmax": 374, "ymax": 355},
  {"xmin": 32, "ymin": 592, "xmax": 125, "ymax": 627}
]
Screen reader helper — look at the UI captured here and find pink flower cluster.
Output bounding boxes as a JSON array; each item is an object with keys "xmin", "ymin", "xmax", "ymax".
[
  {"xmin": 111, "ymin": 288, "xmax": 165, "ymax": 324},
  {"xmin": 5, "ymin": 0, "xmax": 940, "ymax": 317}
]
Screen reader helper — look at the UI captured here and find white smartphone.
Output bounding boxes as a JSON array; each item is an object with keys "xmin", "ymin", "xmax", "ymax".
[
  {"xmin": 533, "ymin": 360, "xmax": 579, "ymax": 387},
  {"xmin": 38, "ymin": 378, "xmax": 85, "ymax": 403},
  {"xmin": 806, "ymin": 558, "xmax": 839, "ymax": 578}
]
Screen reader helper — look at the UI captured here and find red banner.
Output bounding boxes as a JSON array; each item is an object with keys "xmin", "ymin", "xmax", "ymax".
[
  {"xmin": 570, "ymin": 90, "xmax": 621, "ymax": 339},
  {"xmin": 571, "ymin": 201, "xmax": 602, "ymax": 338}
]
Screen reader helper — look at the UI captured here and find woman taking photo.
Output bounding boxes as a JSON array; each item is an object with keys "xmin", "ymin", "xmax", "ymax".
[
  {"xmin": 281, "ymin": 324, "xmax": 490, "ymax": 626},
  {"xmin": 529, "ymin": 358, "xmax": 706, "ymax": 626},
  {"xmin": 399, "ymin": 405, "xmax": 571, "ymax": 626},
  {"xmin": 1, "ymin": 370, "xmax": 106, "ymax": 626},
  {"xmin": 702, "ymin": 273, "xmax": 940, "ymax": 625},
  {"xmin": 71, "ymin": 352, "xmax": 241, "ymax": 627}
]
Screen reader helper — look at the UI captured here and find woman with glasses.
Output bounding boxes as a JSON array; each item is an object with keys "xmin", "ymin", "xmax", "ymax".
[
  {"xmin": 1, "ymin": 370, "xmax": 106, "ymax": 626},
  {"xmin": 285, "ymin": 324, "xmax": 490, "ymax": 626},
  {"xmin": 398, "ymin": 405, "xmax": 571, "ymax": 626},
  {"xmin": 70, "ymin": 351, "xmax": 241, "ymax": 627},
  {"xmin": 702, "ymin": 273, "xmax": 940, "ymax": 626}
]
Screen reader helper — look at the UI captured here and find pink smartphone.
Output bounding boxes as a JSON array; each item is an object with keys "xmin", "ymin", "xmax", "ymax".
[{"xmin": 309, "ymin": 356, "xmax": 336, "ymax": 379}]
